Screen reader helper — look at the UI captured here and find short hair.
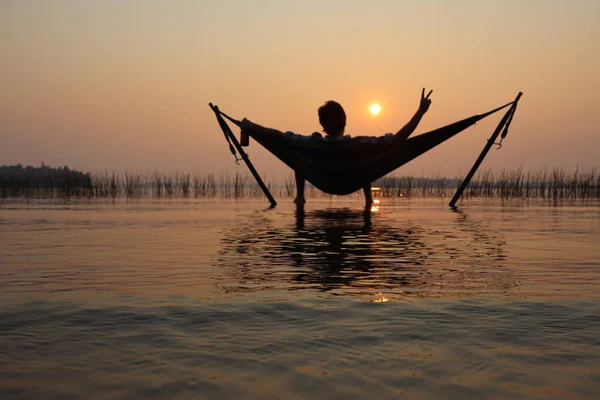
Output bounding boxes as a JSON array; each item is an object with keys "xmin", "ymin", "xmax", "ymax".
[{"xmin": 318, "ymin": 101, "xmax": 346, "ymax": 137}]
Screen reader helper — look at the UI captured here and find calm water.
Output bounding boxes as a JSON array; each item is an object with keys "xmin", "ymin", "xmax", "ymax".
[{"xmin": 1, "ymin": 198, "xmax": 600, "ymax": 399}]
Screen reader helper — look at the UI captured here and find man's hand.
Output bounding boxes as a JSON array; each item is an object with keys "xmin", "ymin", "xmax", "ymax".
[
  {"xmin": 240, "ymin": 118, "xmax": 253, "ymax": 129},
  {"xmin": 395, "ymin": 88, "xmax": 432, "ymax": 140},
  {"xmin": 419, "ymin": 88, "xmax": 433, "ymax": 114}
]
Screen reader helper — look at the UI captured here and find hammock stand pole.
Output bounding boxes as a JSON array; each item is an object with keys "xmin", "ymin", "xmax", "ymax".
[
  {"xmin": 209, "ymin": 103, "xmax": 277, "ymax": 207},
  {"xmin": 449, "ymin": 92, "xmax": 523, "ymax": 207}
]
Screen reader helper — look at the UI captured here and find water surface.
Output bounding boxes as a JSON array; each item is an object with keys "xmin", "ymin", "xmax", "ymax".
[{"xmin": 1, "ymin": 198, "xmax": 599, "ymax": 399}]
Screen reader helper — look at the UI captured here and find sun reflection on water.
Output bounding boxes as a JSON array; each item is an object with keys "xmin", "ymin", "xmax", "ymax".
[
  {"xmin": 371, "ymin": 189, "xmax": 381, "ymax": 212},
  {"xmin": 370, "ymin": 292, "xmax": 389, "ymax": 303}
]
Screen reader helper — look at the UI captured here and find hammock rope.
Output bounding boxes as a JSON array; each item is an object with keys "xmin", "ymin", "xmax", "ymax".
[
  {"xmin": 214, "ymin": 108, "xmax": 242, "ymax": 164},
  {"xmin": 496, "ymin": 103, "xmax": 518, "ymax": 149}
]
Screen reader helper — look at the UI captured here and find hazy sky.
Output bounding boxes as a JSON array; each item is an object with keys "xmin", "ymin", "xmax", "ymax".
[{"xmin": 2, "ymin": 0, "xmax": 599, "ymax": 178}]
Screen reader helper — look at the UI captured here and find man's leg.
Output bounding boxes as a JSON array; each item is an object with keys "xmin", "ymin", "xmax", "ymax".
[
  {"xmin": 294, "ymin": 171, "xmax": 306, "ymax": 205},
  {"xmin": 363, "ymin": 185, "xmax": 373, "ymax": 209}
]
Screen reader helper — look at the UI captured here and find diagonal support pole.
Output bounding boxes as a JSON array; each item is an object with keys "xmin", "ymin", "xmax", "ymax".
[
  {"xmin": 209, "ymin": 103, "xmax": 277, "ymax": 207},
  {"xmin": 449, "ymin": 92, "xmax": 523, "ymax": 208}
]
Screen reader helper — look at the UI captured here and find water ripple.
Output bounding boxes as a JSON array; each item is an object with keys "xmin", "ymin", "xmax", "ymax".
[{"xmin": 216, "ymin": 207, "xmax": 516, "ymax": 298}]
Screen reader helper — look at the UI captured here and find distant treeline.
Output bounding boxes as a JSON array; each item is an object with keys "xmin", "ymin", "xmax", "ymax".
[
  {"xmin": 0, "ymin": 164, "xmax": 93, "ymax": 197},
  {"xmin": 1, "ymin": 165, "xmax": 599, "ymax": 200}
]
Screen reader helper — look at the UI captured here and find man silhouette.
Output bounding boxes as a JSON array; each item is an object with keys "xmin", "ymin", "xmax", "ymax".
[{"xmin": 241, "ymin": 88, "xmax": 432, "ymax": 208}]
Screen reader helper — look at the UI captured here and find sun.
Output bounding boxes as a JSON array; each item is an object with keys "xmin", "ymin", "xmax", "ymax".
[{"xmin": 369, "ymin": 103, "xmax": 381, "ymax": 115}]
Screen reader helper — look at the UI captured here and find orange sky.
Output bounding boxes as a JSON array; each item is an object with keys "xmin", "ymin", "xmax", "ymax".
[{"xmin": 1, "ymin": 0, "xmax": 599, "ymax": 178}]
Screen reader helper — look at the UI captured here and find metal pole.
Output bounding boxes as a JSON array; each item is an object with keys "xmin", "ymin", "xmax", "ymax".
[
  {"xmin": 449, "ymin": 92, "xmax": 522, "ymax": 208},
  {"xmin": 209, "ymin": 104, "xmax": 277, "ymax": 207}
]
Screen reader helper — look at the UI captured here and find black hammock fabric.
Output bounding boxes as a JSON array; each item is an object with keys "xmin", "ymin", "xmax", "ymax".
[{"xmin": 217, "ymin": 102, "xmax": 515, "ymax": 196}]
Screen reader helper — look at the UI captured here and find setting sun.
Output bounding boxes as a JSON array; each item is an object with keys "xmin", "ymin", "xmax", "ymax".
[{"xmin": 369, "ymin": 103, "xmax": 381, "ymax": 115}]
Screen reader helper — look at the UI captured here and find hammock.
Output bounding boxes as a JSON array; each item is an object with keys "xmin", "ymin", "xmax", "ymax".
[{"xmin": 210, "ymin": 93, "xmax": 521, "ymax": 198}]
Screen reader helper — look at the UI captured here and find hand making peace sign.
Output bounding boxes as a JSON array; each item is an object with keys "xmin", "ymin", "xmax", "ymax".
[{"xmin": 419, "ymin": 88, "xmax": 433, "ymax": 114}]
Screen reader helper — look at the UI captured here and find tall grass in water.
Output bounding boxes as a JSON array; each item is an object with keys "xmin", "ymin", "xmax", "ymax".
[
  {"xmin": 374, "ymin": 167, "xmax": 600, "ymax": 200},
  {"xmin": 151, "ymin": 166, "xmax": 569, "ymax": 200},
  {"xmin": 179, "ymin": 173, "xmax": 191, "ymax": 198},
  {"xmin": 85, "ymin": 171, "xmax": 279, "ymax": 199},
  {"xmin": 2, "ymin": 166, "xmax": 599, "ymax": 200}
]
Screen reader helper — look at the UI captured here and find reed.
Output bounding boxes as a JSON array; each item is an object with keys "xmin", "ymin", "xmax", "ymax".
[
  {"xmin": 163, "ymin": 173, "xmax": 175, "ymax": 197},
  {"xmin": 283, "ymin": 176, "xmax": 294, "ymax": 197},
  {"xmin": 179, "ymin": 173, "xmax": 190, "ymax": 198},
  {"xmin": 2, "ymin": 165, "xmax": 599, "ymax": 200},
  {"xmin": 152, "ymin": 172, "xmax": 163, "ymax": 198},
  {"xmin": 123, "ymin": 172, "xmax": 146, "ymax": 198}
]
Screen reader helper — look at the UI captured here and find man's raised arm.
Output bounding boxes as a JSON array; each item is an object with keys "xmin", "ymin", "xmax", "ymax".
[{"xmin": 395, "ymin": 88, "xmax": 432, "ymax": 141}]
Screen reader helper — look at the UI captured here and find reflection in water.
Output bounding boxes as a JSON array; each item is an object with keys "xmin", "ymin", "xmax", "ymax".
[
  {"xmin": 217, "ymin": 206, "xmax": 515, "ymax": 298},
  {"xmin": 288, "ymin": 207, "xmax": 429, "ymax": 291}
]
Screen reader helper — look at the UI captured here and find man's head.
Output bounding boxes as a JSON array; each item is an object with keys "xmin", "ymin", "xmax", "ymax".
[{"xmin": 318, "ymin": 101, "xmax": 346, "ymax": 137}]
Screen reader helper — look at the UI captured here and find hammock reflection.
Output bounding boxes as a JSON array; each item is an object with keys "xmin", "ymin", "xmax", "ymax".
[
  {"xmin": 288, "ymin": 207, "xmax": 429, "ymax": 291},
  {"xmin": 216, "ymin": 207, "xmax": 514, "ymax": 297}
]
